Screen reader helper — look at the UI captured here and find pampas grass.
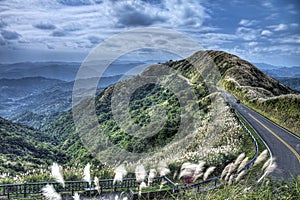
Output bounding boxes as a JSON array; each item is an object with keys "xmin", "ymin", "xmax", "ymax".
[
  {"xmin": 157, "ymin": 161, "xmax": 170, "ymax": 176},
  {"xmin": 193, "ymin": 161, "xmax": 206, "ymax": 182},
  {"xmin": 264, "ymin": 160, "xmax": 277, "ymax": 175},
  {"xmin": 254, "ymin": 149, "xmax": 268, "ymax": 166},
  {"xmin": 148, "ymin": 169, "xmax": 157, "ymax": 186},
  {"xmin": 72, "ymin": 192, "xmax": 80, "ymax": 200},
  {"xmin": 138, "ymin": 181, "xmax": 147, "ymax": 196},
  {"xmin": 94, "ymin": 176, "xmax": 101, "ymax": 194},
  {"xmin": 51, "ymin": 163, "xmax": 65, "ymax": 188},
  {"xmin": 113, "ymin": 165, "xmax": 127, "ymax": 185},
  {"xmin": 178, "ymin": 162, "xmax": 197, "ymax": 179},
  {"xmin": 203, "ymin": 166, "xmax": 216, "ymax": 181},
  {"xmin": 83, "ymin": 163, "xmax": 91, "ymax": 186},
  {"xmin": 221, "ymin": 162, "xmax": 232, "ymax": 180},
  {"xmin": 42, "ymin": 184, "xmax": 61, "ymax": 200},
  {"xmin": 232, "ymin": 153, "xmax": 245, "ymax": 171},
  {"xmin": 237, "ymin": 157, "xmax": 249, "ymax": 172},
  {"xmin": 235, "ymin": 170, "xmax": 246, "ymax": 182},
  {"xmin": 135, "ymin": 165, "xmax": 147, "ymax": 183}
]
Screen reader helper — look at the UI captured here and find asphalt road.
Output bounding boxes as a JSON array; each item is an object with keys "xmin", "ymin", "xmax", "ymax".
[{"xmin": 222, "ymin": 91, "xmax": 300, "ymax": 180}]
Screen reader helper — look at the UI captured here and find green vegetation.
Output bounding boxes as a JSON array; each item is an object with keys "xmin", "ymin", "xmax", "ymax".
[
  {"xmin": 206, "ymin": 50, "xmax": 299, "ymax": 135},
  {"xmin": 0, "ymin": 117, "xmax": 67, "ymax": 176},
  {"xmin": 249, "ymin": 95, "xmax": 300, "ymax": 136},
  {"xmin": 182, "ymin": 178, "xmax": 300, "ymax": 200},
  {"xmin": 1, "ymin": 50, "xmax": 298, "ymax": 199}
]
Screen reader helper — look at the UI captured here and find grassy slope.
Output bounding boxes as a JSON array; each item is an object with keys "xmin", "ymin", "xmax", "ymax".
[
  {"xmin": 202, "ymin": 50, "xmax": 299, "ymax": 135},
  {"xmin": 0, "ymin": 117, "xmax": 67, "ymax": 175},
  {"xmin": 39, "ymin": 52, "xmax": 251, "ymax": 174}
]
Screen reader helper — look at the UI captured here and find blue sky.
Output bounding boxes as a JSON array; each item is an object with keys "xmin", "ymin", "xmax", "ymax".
[{"xmin": 0, "ymin": 0, "xmax": 299, "ymax": 66}]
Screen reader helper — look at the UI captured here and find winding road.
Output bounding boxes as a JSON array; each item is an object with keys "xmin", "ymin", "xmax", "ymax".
[{"xmin": 222, "ymin": 91, "xmax": 300, "ymax": 180}]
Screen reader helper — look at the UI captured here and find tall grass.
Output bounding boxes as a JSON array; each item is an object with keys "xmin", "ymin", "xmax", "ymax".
[
  {"xmin": 83, "ymin": 163, "xmax": 91, "ymax": 186},
  {"xmin": 41, "ymin": 184, "xmax": 61, "ymax": 200},
  {"xmin": 50, "ymin": 163, "xmax": 64, "ymax": 187}
]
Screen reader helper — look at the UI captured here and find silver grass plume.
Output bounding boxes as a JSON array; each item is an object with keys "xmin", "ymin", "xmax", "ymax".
[
  {"xmin": 264, "ymin": 160, "xmax": 277, "ymax": 176},
  {"xmin": 178, "ymin": 162, "xmax": 197, "ymax": 179},
  {"xmin": 42, "ymin": 184, "xmax": 61, "ymax": 200},
  {"xmin": 203, "ymin": 166, "xmax": 216, "ymax": 181},
  {"xmin": 157, "ymin": 161, "xmax": 170, "ymax": 176},
  {"xmin": 221, "ymin": 163, "xmax": 232, "ymax": 180},
  {"xmin": 51, "ymin": 163, "xmax": 65, "ymax": 188},
  {"xmin": 138, "ymin": 182, "xmax": 147, "ymax": 196},
  {"xmin": 193, "ymin": 161, "xmax": 206, "ymax": 182},
  {"xmin": 235, "ymin": 170, "xmax": 246, "ymax": 182},
  {"xmin": 148, "ymin": 169, "xmax": 157, "ymax": 186},
  {"xmin": 135, "ymin": 165, "xmax": 147, "ymax": 183},
  {"xmin": 94, "ymin": 176, "xmax": 101, "ymax": 194},
  {"xmin": 237, "ymin": 157, "xmax": 249, "ymax": 172},
  {"xmin": 113, "ymin": 164, "xmax": 127, "ymax": 185},
  {"xmin": 232, "ymin": 153, "xmax": 245, "ymax": 171},
  {"xmin": 72, "ymin": 192, "xmax": 80, "ymax": 200},
  {"xmin": 83, "ymin": 163, "xmax": 91, "ymax": 186},
  {"xmin": 254, "ymin": 149, "xmax": 268, "ymax": 166}
]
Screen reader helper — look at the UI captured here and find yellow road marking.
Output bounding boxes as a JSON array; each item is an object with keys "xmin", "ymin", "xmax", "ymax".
[{"xmin": 249, "ymin": 113, "xmax": 300, "ymax": 164}]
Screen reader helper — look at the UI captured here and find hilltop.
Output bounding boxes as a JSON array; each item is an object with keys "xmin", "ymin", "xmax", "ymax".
[{"xmin": 201, "ymin": 50, "xmax": 299, "ymax": 134}]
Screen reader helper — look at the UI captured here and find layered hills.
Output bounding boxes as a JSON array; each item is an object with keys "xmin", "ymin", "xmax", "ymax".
[{"xmin": 1, "ymin": 50, "xmax": 298, "ymax": 176}]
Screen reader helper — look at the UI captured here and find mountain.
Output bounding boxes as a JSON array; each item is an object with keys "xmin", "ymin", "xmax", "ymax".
[
  {"xmin": 46, "ymin": 50, "xmax": 298, "ymax": 168},
  {"xmin": 2, "ymin": 50, "xmax": 298, "ymax": 176},
  {"xmin": 0, "ymin": 77, "xmax": 71, "ymax": 120},
  {"xmin": 253, "ymin": 62, "xmax": 283, "ymax": 70},
  {"xmin": 253, "ymin": 63, "xmax": 300, "ymax": 91},
  {"xmin": 0, "ymin": 117, "xmax": 67, "ymax": 175},
  {"xmin": 0, "ymin": 75, "xmax": 132, "ymax": 129},
  {"xmin": 0, "ymin": 61, "xmax": 148, "ymax": 81},
  {"xmin": 208, "ymin": 50, "xmax": 299, "ymax": 134},
  {"xmin": 48, "ymin": 50, "xmax": 299, "ymax": 166},
  {"xmin": 259, "ymin": 66, "xmax": 300, "ymax": 78},
  {"xmin": 0, "ymin": 62, "xmax": 81, "ymax": 81},
  {"xmin": 276, "ymin": 77, "xmax": 300, "ymax": 92}
]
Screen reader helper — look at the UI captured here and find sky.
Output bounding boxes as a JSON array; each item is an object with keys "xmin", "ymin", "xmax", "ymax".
[{"xmin": 0, "ymin": 0, "xmax": 299, "ymax": 66}]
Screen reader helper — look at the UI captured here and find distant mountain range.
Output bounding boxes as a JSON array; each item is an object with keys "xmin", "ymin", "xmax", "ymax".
[
  {"xmin": 0, "ymin": 60, "xmax": 148, "ymax": 81},
  {"xmin": 0, "ymin": 60, "xmax": 142, "ymax": 127},
  {"xmin": 253, "ymin": 63, "xmax": 300, "ymax": 91},
  {"xmin": 1, "ymin": 60, "xmax": 299, "ymax": 128}
]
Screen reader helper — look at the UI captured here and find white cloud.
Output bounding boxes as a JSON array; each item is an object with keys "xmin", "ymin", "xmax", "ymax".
[
  {"xmin": 236, "ymin": 27, "xmax": 259, "ymax": 40},
  {"xmin": 276, "ymin": 35, "xmax": 300, "ymax": 44},
  {"xmin": 290, "ymin": 23, "xmax": 299, "ymax": 28},
  {"xmin": 261, "ymin": 30, "xmax": 273, "ymax": 36},
  {"xmin": 239, "ymin": 19, "xmax": 258, "ymax": 27},
  {"xmin": 108, "ymin": 0, "xmax": 208, "ymax": 28},
  {"xmin": 0, "ymin": 0, "xmax": 212, "ymax": 51},
  {"xmin": 262, "ymin": 1, "xmax": 274, "ymax": 9},
  {"xmin": 248, "ymin": 41, "xmax": 258, "ymax": 46},
  {"xmin": 273, "ymin": 23, "xmax": 288, "ymax": 31}
]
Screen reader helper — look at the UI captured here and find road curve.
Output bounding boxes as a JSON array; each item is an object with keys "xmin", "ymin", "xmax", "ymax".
[{"xmin": 222, "ymin": 91, "xmax": 300, "ymax": 180}]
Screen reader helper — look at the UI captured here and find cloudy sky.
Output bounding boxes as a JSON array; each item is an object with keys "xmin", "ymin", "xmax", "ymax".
[{"xmin": 0, "ymin": 0, "xmax": 299, "ymax": 66}]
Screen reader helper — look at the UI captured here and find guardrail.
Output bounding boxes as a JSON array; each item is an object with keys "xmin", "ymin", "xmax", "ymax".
[{"xmin": 0, "ymin": 176, "xmax": 174, "ymax": 199}]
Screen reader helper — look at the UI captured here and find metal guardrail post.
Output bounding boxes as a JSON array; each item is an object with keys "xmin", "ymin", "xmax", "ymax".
[
  {"xmin": 235, "ymin": 110, "xmax": 259, "ymax": 171},
  {"xmin": 24, "ymin": 183, "xmax": 26, "ymax": 197}
]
